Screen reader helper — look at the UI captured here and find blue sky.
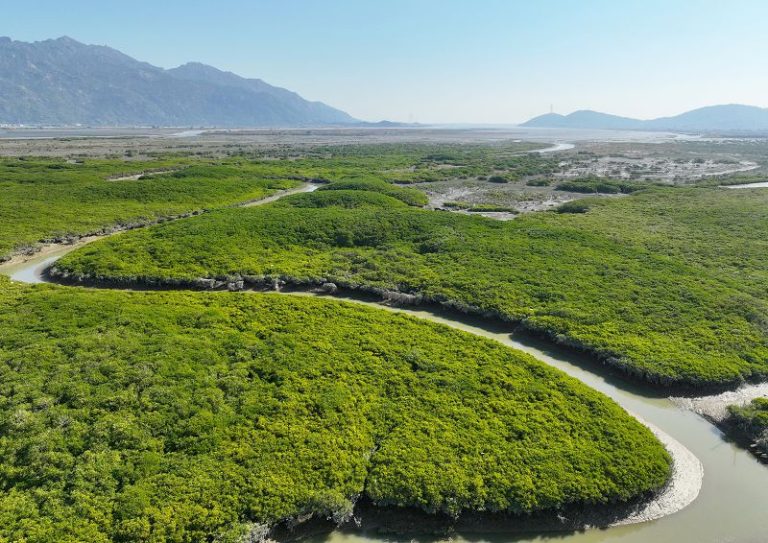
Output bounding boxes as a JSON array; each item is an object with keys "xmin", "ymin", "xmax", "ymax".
[{"xmin": 3, "ymin": 0, "xmax": 768, "ymax": 123}]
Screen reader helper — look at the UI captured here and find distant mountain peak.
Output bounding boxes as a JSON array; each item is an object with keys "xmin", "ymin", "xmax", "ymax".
[
  {"xmin": 0, "ymin": 36, "xmax": 357, "ymax": 127},
  {"xmin": 527, "ymin": 112, "xmax": 565, "ymax": 122},
  {"xmin": 173, "ymin": 61, "xmax": 223, "ymax": 72},
  {"xmin": 41, "ymin": 36, "xmax": 88, "ymax": 50},
  {"xmin": 522, "ymin": 110, "xmax": 641, "ymax": 130},
  {"xmin": 521, "ymin": 104, "xmax": 768, "ymax": 133},
  {"xmin": 169, "ymin": 61, "xmax": 254, "ymax": 83}
]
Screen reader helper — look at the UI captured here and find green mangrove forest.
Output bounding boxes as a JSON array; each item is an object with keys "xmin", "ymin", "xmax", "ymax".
[
  {"xmin": 3, "ymin": 145, "xmax": 768, "ymax": 541},
  {"xmin": 0, "ymin": 145, "xmax": 552, "ymax": 260},
  {"xmin": 56, "ymin": 182, "xmax": 768, "ymax": 388},
  {"xmin": 0, "ymin": 277, "xmax": 670, "ymax": 542}
]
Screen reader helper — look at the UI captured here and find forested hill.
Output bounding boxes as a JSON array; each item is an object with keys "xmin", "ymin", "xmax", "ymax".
[{"xmin": 0, "ymin": 36, "xmax": 357, "ymax": 127}]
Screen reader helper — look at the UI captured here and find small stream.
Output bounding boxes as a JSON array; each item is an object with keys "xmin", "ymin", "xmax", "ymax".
[{"xmin": 723, "ymin": 181, "xmax": 768, "ymax": 189}]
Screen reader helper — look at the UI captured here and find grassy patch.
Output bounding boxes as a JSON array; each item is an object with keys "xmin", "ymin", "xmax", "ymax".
[{"xmin": 555, "ymin": 177, "xmax": 656, "ymax": 194}]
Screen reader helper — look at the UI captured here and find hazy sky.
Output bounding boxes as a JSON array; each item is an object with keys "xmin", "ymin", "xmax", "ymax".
[{"xmin": 3, "ymin": 0, "xmax": 768, "ymax": 123}]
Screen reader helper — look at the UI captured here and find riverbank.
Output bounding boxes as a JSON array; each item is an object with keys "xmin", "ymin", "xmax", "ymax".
[
  {"xmin": 105, "ymin": 166, "xmax": 187, "ymax": 181},
  {"xmin": 0, "ymin": 212, "xmax": 204, "ymax": 267},
  {"xmin": 672, "ymin": 383, "xmax": 768, "ymax": 463},
  {"xmin": 268, "ymin": 465, "xmax": 694, "ymax": 542},
  {"xmin": 534, "ymin": 142, "xmax": 576, "ymax": 154},
  {"xmin": 671, "ymin": 383, "xmax": 768, "ymax": 424}
]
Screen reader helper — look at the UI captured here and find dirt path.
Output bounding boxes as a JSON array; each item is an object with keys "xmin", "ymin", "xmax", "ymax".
[
  {"xmin": 239, "ymin": 182, "xmax": 318, "ymax": 207},
  {"xmin": 106, "ymin": 167, "xmax": 186, "ymax": 181}
]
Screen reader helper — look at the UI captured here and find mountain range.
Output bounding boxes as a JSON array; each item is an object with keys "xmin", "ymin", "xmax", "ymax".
[
  {"xmin": 0, "ymin": 36, "xmax": 357, "ymax": 127},
  {"xmin": 521, "ymin": 104, "xmax": 768, "ymax": 133}
]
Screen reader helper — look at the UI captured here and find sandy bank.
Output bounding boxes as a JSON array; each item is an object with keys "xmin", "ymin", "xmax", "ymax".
[
  {"xmin": 611, "ymin": 417, "xmax": 702, "ymax": 525},
  {"xmin": 671, "ymin": 383, "xmax": 768, "ymax": 424}
]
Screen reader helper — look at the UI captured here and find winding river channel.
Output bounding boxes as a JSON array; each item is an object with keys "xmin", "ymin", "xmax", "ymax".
[{"xmin": 2, "ymin": 185, "xmax": 768, "ymax": 543}]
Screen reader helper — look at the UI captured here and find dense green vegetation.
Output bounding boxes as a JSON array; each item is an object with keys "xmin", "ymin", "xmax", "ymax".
[
  {"xmin": 315, "ymin": 179, "xmax": 428, "ymax": 206},
  {"xmin": 727, "ymin": 398, "xmax": 768, "ymax": 458},
  {"xmin": 442, "ymin": 201, "xmax": 517, "ymax": 213},
  {"xmin": 0, "ymin": 159, "xmax": 301, "ymax": 260},
  {"xmin": 369, "ymin": 144, "xmax": 557, "ymax": 184},
  {"xmin": 212, "ymin": 141, "xmax": 554, "ymax": 184},
  {"xmin": 0, "ymin": 145, "xmax": 558, "ymax": 261},
  {"xmin": 554, "ymin": 178, "xmax": 656, "ymax": 194},
  {"xmin": 556, "ymin": 200, "xmax": 593, "ymax": 214},
  {"xmin": 0, "ymin": 277, "xmax": 669, "ymax": 542},
  {"xmin": 275, "ymin": 190, "xmax": 410, "ymax": 210},
  {"xmin": 57, "ymin": 186, "xmax": 768, "ymax": 387}
]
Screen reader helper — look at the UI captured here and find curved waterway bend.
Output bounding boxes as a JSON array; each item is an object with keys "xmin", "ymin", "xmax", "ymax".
[{"xmin": 2, "ymin": 193, "xmax": 768, "ymax": 542}]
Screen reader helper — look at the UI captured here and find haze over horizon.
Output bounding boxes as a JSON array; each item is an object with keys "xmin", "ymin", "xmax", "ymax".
[{"xmin": 3, "ymin": 0, "xmax": 768, "ymax": 124}]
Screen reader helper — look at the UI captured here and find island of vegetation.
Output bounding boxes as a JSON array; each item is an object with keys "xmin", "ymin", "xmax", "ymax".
[
  {"xmin": 726, "ymin": 398, "xmax": 768, "ymax": 460},
  {"xmin": 0, "ymin": 277, "xmax": 670, "ymax": 542}
]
